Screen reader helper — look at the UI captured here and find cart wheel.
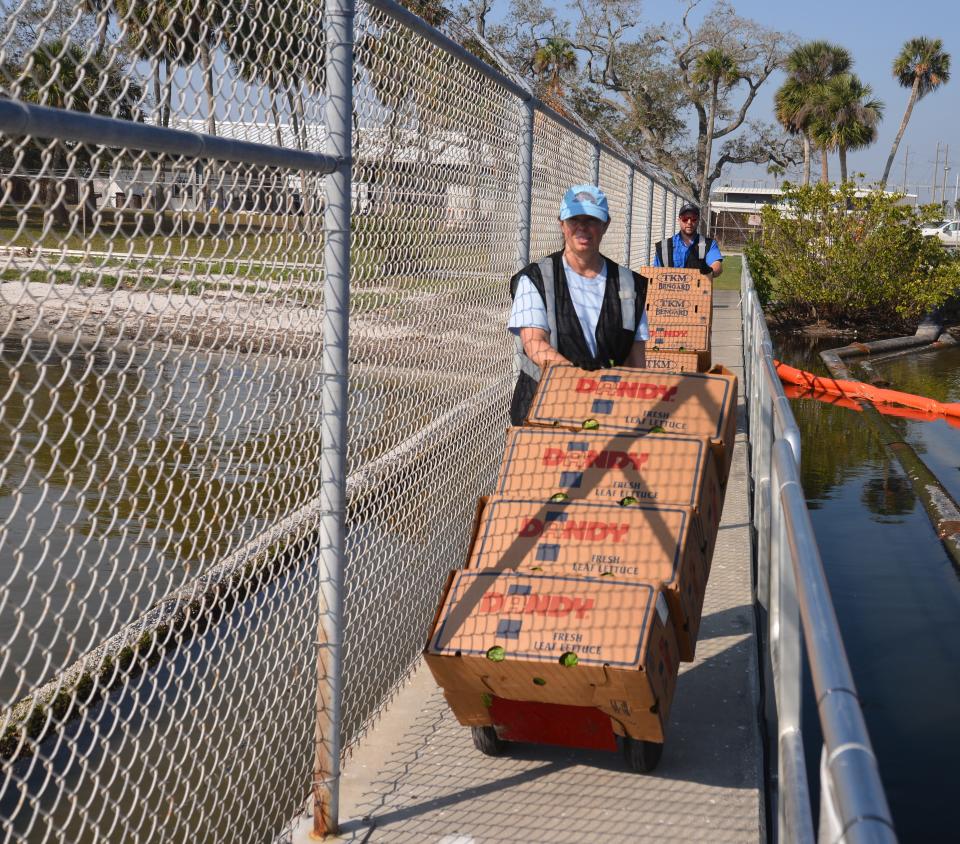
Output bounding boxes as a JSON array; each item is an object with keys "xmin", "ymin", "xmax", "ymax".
[
  {"xmin": 471, "ymin": 725, "xmax": 506, "ymax": 756},
  {"xmin": 622, "ymin": 736, "xmax": 663, "ymax": 773}
]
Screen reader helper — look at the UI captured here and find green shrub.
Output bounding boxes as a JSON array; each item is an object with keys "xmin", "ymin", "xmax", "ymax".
[
  {"xmin": 748, "ymin": 182, "xmax": 960, "ymax": 328},
  {"xmin": 743, "ymin": 239, "xmax": 775, "ymax": 307}
]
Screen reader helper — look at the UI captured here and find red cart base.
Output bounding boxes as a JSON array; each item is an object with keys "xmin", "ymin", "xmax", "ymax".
[{"xmin": 473, "ymin": 697, "xmax": 663, "ymax": 773}]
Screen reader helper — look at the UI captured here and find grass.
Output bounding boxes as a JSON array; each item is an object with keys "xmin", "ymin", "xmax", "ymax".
[
  {"xmin": 0, "ymin": 266, "xmax": 265, "ymax": 297},
  {"xmin": 0, "ymin": 205, "xmax": 322, "ymax": 264},
  {"xmin": 715, "ymin": 254, "xmax": 742, "ymax": 291}
]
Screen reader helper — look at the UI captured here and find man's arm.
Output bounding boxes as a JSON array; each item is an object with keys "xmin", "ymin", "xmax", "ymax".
[
  {"xmin": 520, "ymin": 327, "xmax": 570, "ymax": 369},
  {"xmin": 624, "ymin": 340, "xmax": 646, "ymax": 368},
  {"xmin": 706, "ymin": 239, "xmax": 723, "ymax": 278}
]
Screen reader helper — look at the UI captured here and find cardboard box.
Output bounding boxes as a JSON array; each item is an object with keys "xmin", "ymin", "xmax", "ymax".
[
  {"xmin": 524, "ymin": 364, "xmax": 739, "ymax": 481},
  {"xmin": 648, "ymin": 323, "xmax": 711, "ymax": 355},
  {"xmin": 642, "ymin": 349, "xmax": 710, "ymax": 373},
  {"xmin": 425, "ymin": 569, "xmax": 680, "ymax": 742},
  {"xmin": 493, "ymin": 428, "xmax": 725, "ymax": 557},
  {"xmin": 641, "ymin": 266, "xmax": 713, "ymax": 300},
  {"xmin": 463, "ymin": 496, "xmax": 711, "ymax": 660},
  {"xmin": 642, "ymin": 268, "xmax": 713, "ymax": 327}
]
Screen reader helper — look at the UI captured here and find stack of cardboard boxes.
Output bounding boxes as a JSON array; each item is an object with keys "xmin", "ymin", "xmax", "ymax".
[
  {"xmin": 643, "ymin": 268, "xmax": 713, "ymax": 373},
  {"xmin": 424, "ymin": 268, "xmax": 737, "ymax": 767}
]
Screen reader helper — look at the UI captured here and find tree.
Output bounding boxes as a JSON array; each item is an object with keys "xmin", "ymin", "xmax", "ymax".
[
  {"xmin": 774, "ymin": 41, "xmax": 851, "ymax": 186},
  {"xmin": 809, "ymin": 73, "xmax": 883, "ymax": 185},
  {"xmin": 692, "ymin": 48, "xmax": 740, "ymax": 226},
  {"xmin": 1, "ymin": 0, "xmax": 98, "ymax": 64},
  {"xmin": 532, "ymin": 36, "xmax": 577, "ymax": 106},
  {"xmin": 487, "ymin": 0, "xmax": 564, "ymax": 78},
  {"xmin": 567, "ymin": 0, "xmax": 796, "ymax": 215},
  {"xmin": 5, "ymin": 38, "xmax": 143, "ymax": 222},
  {"xmin": 879, "ymin": 37, "xmax": 951, "ymax": 190},
  {"xmin": 766, "ymin": 162, "xmax": 785, "ymax": 185},
  {"xmin": 223, "ymin": 0, "xmax": 324, "ymax": 153},
  {"xmin": 747, "ymin": 182, "xmax": 960, "ymax": 328}
]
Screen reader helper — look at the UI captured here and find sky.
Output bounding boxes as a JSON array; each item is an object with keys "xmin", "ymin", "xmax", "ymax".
[
  {"xmin": 495, "ymin": 0, "xmax": 960, "ymax": 201},
  {"xmin": 727, "ymin": 0, "xmax": 960, "ymax": 199}
]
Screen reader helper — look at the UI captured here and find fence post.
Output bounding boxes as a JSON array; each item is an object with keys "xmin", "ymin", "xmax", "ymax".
[
  {"xmin": 591, "ymin": 143, "xmax": 600, "ymax": 185},
  {"xmin": 314, "ymin": 0, "xmax": 354, "ymax": 835},
  {"xmin": 517, "ymin": 100, "xmax": 534, "ymax": 270},
  {"xmin": 645, "ymin": 178, "xmax": 655, "ymax": 262},
  {"xmin": 624, "ymin": 169, "xmax": 634, "ymax": 265},
  {"xmin": 661, "ymin": 188, "xmax": 670, "ymax": 249}
]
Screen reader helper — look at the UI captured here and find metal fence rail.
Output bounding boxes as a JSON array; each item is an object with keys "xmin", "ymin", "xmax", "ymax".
[
  {"xmin": 0, "ymin": 1, "xmax": 692, "ymax": 841},
  {"xmin": 741, "ymin": 260, "xmax": 897, "ymax": 842}
]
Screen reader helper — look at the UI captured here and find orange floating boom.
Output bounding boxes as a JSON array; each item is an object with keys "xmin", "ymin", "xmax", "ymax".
[
  {"xmin": 775, "ymin": 360, "xmax": 960, "ymax": 419},
  {"xmin": 782, "ymin": 384, "xmax": 960, "ymax": 429}
]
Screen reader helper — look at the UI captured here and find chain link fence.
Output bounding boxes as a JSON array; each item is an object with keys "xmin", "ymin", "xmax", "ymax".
[{"xmin": 0, "ymin": 1, "xmax": 691, "ymax": 840}]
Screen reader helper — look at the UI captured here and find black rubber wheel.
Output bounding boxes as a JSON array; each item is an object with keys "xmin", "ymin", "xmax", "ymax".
[
  {"xmin": 622, "ymin": 736, "xmax": 663, "ymax": 773},
  {"xmin": 471, "ymin": 725, "xmax": 506, "ymax": 756}
]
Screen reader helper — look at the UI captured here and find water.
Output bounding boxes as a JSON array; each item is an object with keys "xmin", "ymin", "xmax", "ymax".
[
  {"xmin": 0, "ymin": 335, "xmax": 503, "ymax": 841},
  {"xmin": 774, "ymin": 334, "xmax": 960, "ymax": 841},
  {"xmin": 0, "ymin": 337, "xmax": 324, "ymax": 703}
]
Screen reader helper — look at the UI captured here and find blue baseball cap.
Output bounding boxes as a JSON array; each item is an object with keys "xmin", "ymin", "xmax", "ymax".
[{"xmin": 559, "ymin": 184, "xmax": 609, "ymax": 222}]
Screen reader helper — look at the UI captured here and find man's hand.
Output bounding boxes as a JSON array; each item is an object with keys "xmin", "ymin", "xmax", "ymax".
[{"xmin": 520, "ymin": 327, "xmax": 570, "ymax": 370}]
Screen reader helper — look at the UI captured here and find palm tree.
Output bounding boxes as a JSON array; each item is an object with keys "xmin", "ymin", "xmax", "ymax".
[
  {"xmin": 774, "ymin": 41, "xmax": 851, "ymax": 186},
  {"xmin": 879, "ymin": 37, "xmax": 951, "ymax": 189},
  {"xmin": 693, "ymin": 48, "xmax": 740, "ymax": 228},
  {"xmin": 532, "ymin": 37, "xmax": 576, "ymax": 106},
  {"xmin": 117, "ymin": 1, "xmax": 224, "ymax": 184},
  {"xmin": 809, "ymin": 73, "xmax": 883, "ymax": 185},
  {"xmin": 224, "ymin": 0, "xmax": 324, "ymax": 153},
  {"xmin": 81, "ymin": 0, "xmax": 111, "ymax": 56},
  {"xmin": 14, "ymin": 39, "xmax": 143, "ymax": 223}
]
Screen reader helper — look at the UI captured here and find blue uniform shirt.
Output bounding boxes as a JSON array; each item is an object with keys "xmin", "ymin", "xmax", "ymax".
[{"xmin": 653, "ymin": 233, "xmax": 723, "ymax": 268}]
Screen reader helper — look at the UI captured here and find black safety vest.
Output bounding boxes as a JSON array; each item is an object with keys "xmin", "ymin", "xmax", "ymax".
[
  {"xmin": 508, "ymin": 251, "xmax": 647, "ymax": 425},
  {"xmin": 655, "ymin": 235, "xmax": 716, "ymax": 273}
]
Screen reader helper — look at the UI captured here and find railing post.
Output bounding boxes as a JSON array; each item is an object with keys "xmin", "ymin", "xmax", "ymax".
[
  {"xmin": 314, "ymin": 0, "xmax": 354, "ymax": 835},
  {"xmin": 754, "ymin": 357, "xmax": 777, "ymax": 612},
  {"xmin": 742, "ymin": 261, "xmax": 753, "ymax": 389},
  {"xmin": 591, "ymin": 142, "xmax": 600, "ymax": 185},
  {"xmin": 624, "ymin": 168, "xmax": 634, "ymax": 266},
  {"xmin": 773, "ymin": 452, "xmax": 812, "ymax": 842}
]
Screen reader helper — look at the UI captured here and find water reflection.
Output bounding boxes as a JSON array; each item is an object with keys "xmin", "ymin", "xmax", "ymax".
[
  {"xmin": 773, "ymin": 333, "xmax": 888, "ymax": 508},
  {"xmin": 774, "ymin": 330, "xmax": 960, "ymax": 841},
  {"xmin": 0, "ymin": 337, "xmax": 324, "ymax": 702},
  {"xmin": 861, "ymin": 474, "xmax": 915, "ymax": 521},
  {"xmin": 871, "ymin": 346, "xmax": 960, "ymax": 505}
]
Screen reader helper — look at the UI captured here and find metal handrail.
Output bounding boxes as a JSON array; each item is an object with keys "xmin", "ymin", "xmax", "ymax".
[
  {"xmin": 0, "ymin": 100, "xmax": 339, "ymax": 173},
  {"xmin": 741, "ymin": 260, "xmax": 896, "ymax": 843}
]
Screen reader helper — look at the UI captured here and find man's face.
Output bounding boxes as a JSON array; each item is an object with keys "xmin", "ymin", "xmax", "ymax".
[
  {"xmin": 560, "ymin": 214, "xmax": 608, "ymax": 257},
  {"xmin": 678, "ymin": 213, "xmax": 699, "ymax": 237}
]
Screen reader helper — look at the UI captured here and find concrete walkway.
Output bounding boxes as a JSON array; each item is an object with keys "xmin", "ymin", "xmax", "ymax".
[{"xmin": 322, "ymin": 290, "xmax": 762, "ymax": 843}]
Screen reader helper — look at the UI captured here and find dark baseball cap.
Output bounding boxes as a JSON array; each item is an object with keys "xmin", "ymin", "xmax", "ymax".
[{"xmin": 678, "ymin": 203, "xmax": 700, "ymax": 217}]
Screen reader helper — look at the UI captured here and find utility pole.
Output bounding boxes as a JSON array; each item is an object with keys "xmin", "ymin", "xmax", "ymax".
[
  {"xmin": 902, "ymin": 145, "xmax": 909, "ymax": 194},
  {"xmin": 933, "ymin": 141, "xmax": 941, "ymax": 205},
  {"xmin": 941, "ymin": 145, "xmax": 950, "ymax": 213}
]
